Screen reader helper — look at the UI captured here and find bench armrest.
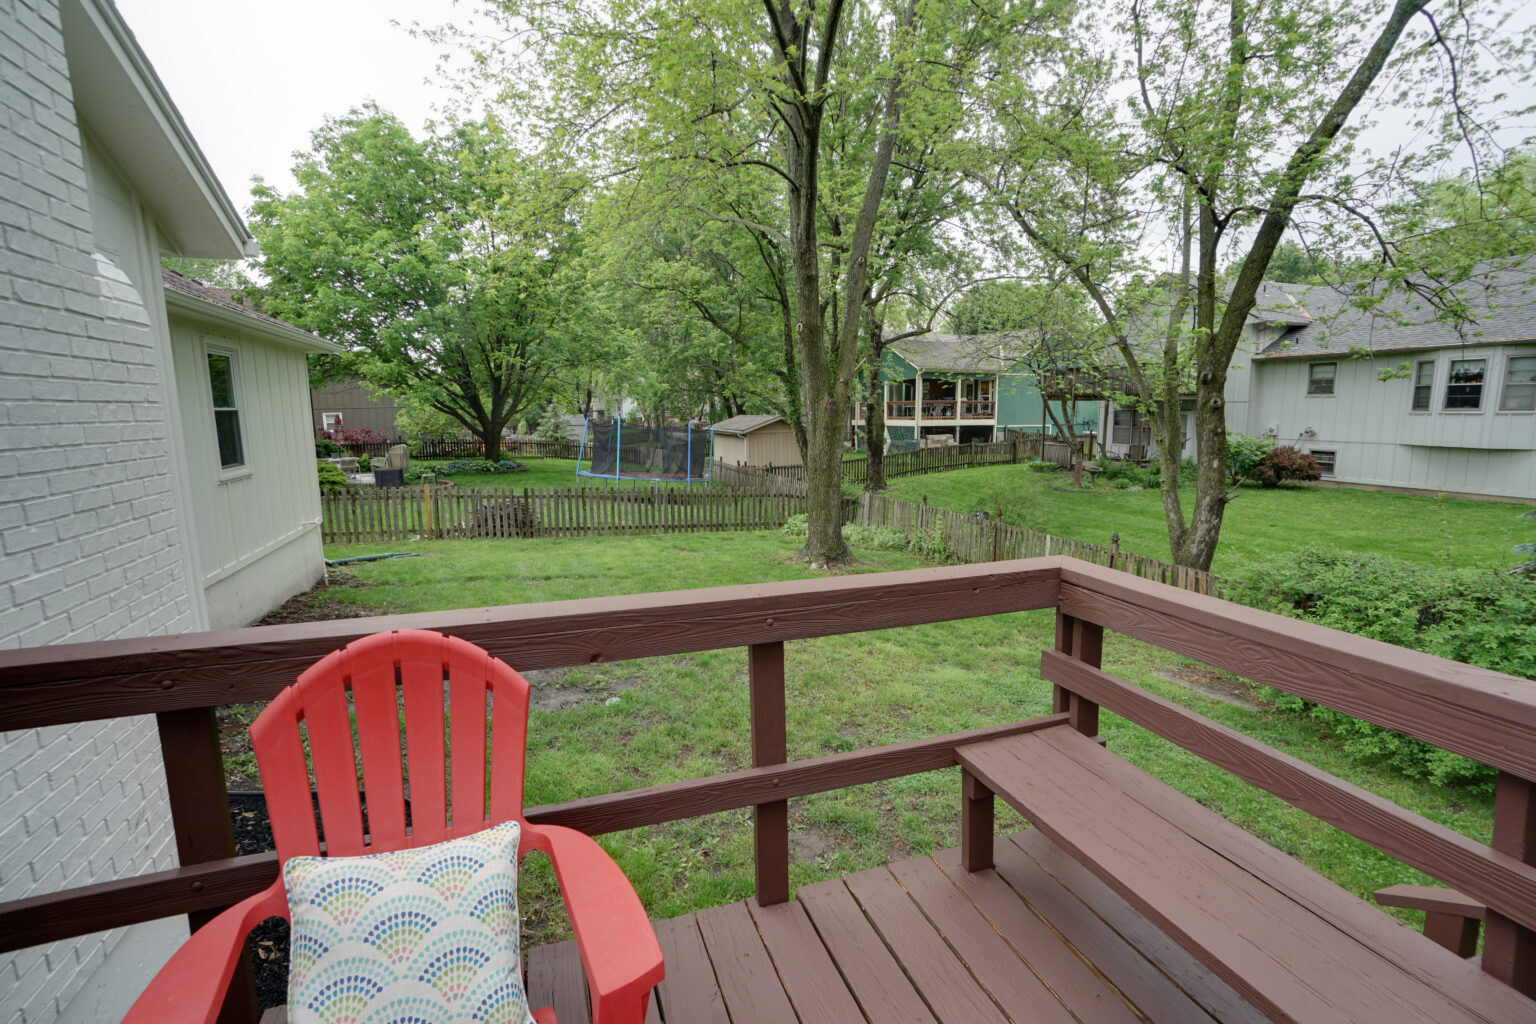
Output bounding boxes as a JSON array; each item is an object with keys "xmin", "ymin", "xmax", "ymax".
[
  {"xmin": 1374, "ymin": 884, "xmax": 1486, "ymax": 920},
  {"xmin": 524, "ymin": 822, "xmax": 663, "ymax": 1024}
]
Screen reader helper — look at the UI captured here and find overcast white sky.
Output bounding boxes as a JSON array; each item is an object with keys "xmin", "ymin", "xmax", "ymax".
[
  {"xmin": 115, "ymin": 0, "xmax": 472, "ymax": 213},
  {"xmin": 116, "ymin": 0, "xmax": 1533, "ymax": 241}
]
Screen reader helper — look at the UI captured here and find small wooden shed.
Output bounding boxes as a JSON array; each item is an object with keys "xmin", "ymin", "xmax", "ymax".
[{"xmin": 711, "ymin": 414, "xmax": 802, "ymax": 467}]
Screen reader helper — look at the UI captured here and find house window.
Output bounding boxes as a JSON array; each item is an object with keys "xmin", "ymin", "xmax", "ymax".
[
  {"xmin": 1307, "ymin": 362, "xmax": 1336, "ymax": 395},
  {"xmin": 1444, "ymin": 359, "xmax": 1486, "ymax": 410},
  {"xmin": 207, "ymin": 351, "xmax": 244, "ymax": 469},
  {"xmin": 1111, "ymin": 407, "xmax": 1136, "ymax": 444},
  {"xmin": 1501, "ymin": 355, "xmax": 1536, "ymax": 411},
  {"xmin": 321, "ymin": 412, "xmax": 344, "ymax": 432},
  {"xmin": 1309, "ymin": 449, "xmax": 1336, "ymax": 477},
  {"xmin": 1411, "ymin": 360, "xmax": 1434, "ymax": 411}
]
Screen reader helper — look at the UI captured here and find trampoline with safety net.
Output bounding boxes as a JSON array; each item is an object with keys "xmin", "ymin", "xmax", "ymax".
[{"xmin": 577, "ymin": 419, "xmax": 712, "ymax": 483}]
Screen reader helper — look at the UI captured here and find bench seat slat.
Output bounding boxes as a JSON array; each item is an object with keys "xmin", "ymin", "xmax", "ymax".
[{"xmin": 958, "ymin": 725, "xmax": 1501, "ymax": 1024}]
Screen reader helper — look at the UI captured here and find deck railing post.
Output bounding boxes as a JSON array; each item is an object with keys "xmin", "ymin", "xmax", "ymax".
[
  {"xmin": 749, "ymin": 641, "xmax": 790, "ymax": 905},
  {"xmin": 1484, "ymin": 771, "xmax": 1536, "ymax": 996},
  {"xmin": 156, "ymin": 708, "xmax": 257, "ymax": 1024},
  {"xmin": 1053, "ymin": 611, "xmax": 1103, "ymax": 740}
]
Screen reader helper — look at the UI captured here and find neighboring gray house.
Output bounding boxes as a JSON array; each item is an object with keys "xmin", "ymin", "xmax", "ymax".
[
  {"xmin": 1, "ymin": 2, "xmax": 336, "ymax": 1022},
  {"xmin": 1094, "ymin": 265, "xmax": 1536, "ymax": 499},
  {"xmin": 1225, "ymin": 267, "xmax": 1536, "ymax": 499}
]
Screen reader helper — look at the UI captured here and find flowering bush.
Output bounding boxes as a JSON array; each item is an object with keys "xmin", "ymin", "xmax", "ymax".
[
  {"xmin": 1249, "ymin": 446, "xmax": 1321, "ymax": 487},
  {"xmin": 316, "ymin": 425, "xmax": 388, "ymax": 444}
]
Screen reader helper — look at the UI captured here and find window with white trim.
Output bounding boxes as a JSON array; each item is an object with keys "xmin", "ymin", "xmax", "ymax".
[
  {"xmin": 1309, "ymin": 449, "xmax": 1336, "ymax": 477},
  {"xmin": 1307, "ymin": 362, "xmax": 1336, "ymax": 395},
  {"xmin": 1501, "ymin": 355, "xmax": 1536, "ymax": 411},
  {"xmin": 1444, "ymin": 359, "xmax": 1486, "ymax": 410},
  {"xmin": 1411, "ymin": 360, "xmax": 1434, "ymax": 411},
  {"xmin": 321, "ymin": 412, "xmax": 344, "ymax": 431},
  {"xmin": 207, "ymin": 351, "xmax": 245, "ymax": 469}
]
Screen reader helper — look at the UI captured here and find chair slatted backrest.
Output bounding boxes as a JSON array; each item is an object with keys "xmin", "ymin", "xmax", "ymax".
[{"xmin": 250, "ymin": 629, "xmax": 532, "ymax": 863}]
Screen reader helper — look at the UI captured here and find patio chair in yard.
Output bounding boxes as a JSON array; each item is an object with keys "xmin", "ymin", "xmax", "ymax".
[{"xmin": 122, "ymin": 629, "xmax": 664, "ymax": 1024}]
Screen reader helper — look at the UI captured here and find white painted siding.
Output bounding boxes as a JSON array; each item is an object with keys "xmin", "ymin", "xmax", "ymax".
[
  {"xmin": 1248, "ymin": 347, "xmax": 1536, "ymax": 498},
  {"xmin": 169, "ymin": 318, "xmax": 326, "ymax": 628},
  {"xmin": 0, "ymin": 4, "xmax": 188, "ymax": 1022}
]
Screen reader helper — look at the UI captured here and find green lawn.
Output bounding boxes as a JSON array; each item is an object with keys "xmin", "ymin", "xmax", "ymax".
[
  {"xmin": 884, "ymin": 465, "xmax": 1528, "ymax": 574},
  {"xmin": 310, "ymin": 532, "xmax": 1494, "ymax": 944}
]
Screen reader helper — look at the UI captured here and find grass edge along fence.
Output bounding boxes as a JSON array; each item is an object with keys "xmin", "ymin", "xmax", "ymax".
[{"xmin": 856, "ymin": 490, "xmax": 1233, "ymax": 598}]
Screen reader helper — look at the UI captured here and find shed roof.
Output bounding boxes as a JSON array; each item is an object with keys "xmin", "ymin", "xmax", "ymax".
[
  {"xmin": 1251, "ymin": 257, "xmax": 1536, "ymax": 359},
  {"xmin": 711, "ymin": 414, "xmax": 785, "ymax": 436}
]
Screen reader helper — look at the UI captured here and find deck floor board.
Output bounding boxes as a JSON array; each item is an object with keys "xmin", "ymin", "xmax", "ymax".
[{"xmin": 525, "ymin": 836, "xmax": 1280, "ymax": 1023}]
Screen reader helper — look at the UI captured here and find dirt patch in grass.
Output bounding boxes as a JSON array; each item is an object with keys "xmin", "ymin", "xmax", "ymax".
[
  {"xmin": 1154, "ymin": 664, "xmax": 1264, "ymax": 710},
  {"xmin": 523, "ymin": 668, "xmax": 644, "ymax": 712},
  {"xmin": 255, "ymin": 566, "xmax": 374, "ymax": 625}
]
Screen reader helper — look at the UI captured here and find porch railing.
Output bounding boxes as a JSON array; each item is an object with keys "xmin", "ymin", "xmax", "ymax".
[{"xmin": 3, "ymin": 558, "xmax": 1535, "ymax": 1016}]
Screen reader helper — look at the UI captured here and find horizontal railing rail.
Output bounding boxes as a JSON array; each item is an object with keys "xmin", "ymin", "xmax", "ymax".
[{"xmin": 4, "ymin": 557, "xmax": 1534, "ymax": 1002}]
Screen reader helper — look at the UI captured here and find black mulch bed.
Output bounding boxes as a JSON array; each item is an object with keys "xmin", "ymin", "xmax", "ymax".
[
  {"xmin": 230, "ymin": 791, "xmax": 288, "ymax": 1011},
  {"xmin": 231, "ymin": 791, "xmax": 394, "ymax": 1011}
]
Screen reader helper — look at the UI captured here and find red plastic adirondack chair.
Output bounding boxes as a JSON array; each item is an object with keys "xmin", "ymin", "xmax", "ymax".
[{"xmin": 123, "ymin": 629, "xmax": 663, "ymax": 1024}]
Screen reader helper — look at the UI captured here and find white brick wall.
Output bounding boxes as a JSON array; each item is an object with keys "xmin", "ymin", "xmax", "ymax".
[{"xmin": 1, "ymin": 1, "xmax": 196, "ymax": 1021}]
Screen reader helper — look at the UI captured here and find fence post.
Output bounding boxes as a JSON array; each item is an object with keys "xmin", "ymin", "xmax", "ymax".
[
  {"xmin": 1110, "ymin": 532, "xmax": 1120, "ymax": 571},
  {"xmin": 992, "ymin": 507, "xmax": 1003, "ymax": 562},
  {"xmin": 749, "ymin": 641, "xmax": 789, "ymax": 905}
]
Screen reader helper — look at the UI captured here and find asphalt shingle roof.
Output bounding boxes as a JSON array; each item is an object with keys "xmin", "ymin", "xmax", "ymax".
[
  {"xmin": 161, "ymin": 268, "xmax": 329, "ymax": 343},
  {"xmin": 887, "ymin": 333, "xmax": 1022, "ymax": 373},
  {"xmin": 1250, "ymin": 257, "xmax": 1536, "ymax": 359}
]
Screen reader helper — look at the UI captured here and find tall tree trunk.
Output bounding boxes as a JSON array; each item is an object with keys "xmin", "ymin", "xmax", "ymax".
[{"xmin": 863, "ymin": 319, "xmax": 887, "ymax": 492}]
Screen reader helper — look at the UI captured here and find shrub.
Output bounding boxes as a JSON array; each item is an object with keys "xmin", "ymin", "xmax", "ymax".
[
  {"xmin": 316, "ymin": 460, "xmax": 347, "ymax": 490},
  {"xmin": 315, "ymin": 438, "xmax": 347, "ymax": 458},
  {"xmin": 779, "ymin": 513, "xmax": 809, "ymax": 537},
  {"xmin": 1233, "ymin": 548, "xmax": 1536, "ymax": 791},
  {"xmin": 1026, "ymin": 459, "xmax": 1058, "ymax": 472},
  {"xmin": 1250, "ymin": 446, "xmax": 1321, "ymax": 487},
  {"xmin": 436, "ymin": 459, "xmax": 528, "ymax": 475},
  {"xmin": 1226, "ymin": 432, "xmax": 1275, "ymax": 485},
  {"xmin": 317, "ymin": 425, "xmax": 387, "ymax": 444}
]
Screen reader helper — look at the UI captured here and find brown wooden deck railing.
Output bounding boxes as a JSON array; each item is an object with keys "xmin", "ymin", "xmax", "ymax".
[{"xmin": 3, "ymin": 557, "xmax": 1535, "ymax": 1013}]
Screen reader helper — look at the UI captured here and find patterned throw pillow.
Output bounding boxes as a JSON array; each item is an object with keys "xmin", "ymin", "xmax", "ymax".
[{"xmin": 283, "ymin": 820, "xmax": 536, "ymax": 1024}]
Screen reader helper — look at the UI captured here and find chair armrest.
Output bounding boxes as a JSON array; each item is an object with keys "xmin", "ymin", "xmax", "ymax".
[
  {"xmin": 524, "ymin": 823, "xmax": 664, "ymax": 1024},
  {"xmin": 121, "ymin": 880, "xmax": 289, "ymax": 1024}
]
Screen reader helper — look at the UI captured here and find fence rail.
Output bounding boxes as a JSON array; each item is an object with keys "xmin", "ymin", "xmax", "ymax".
[
  {"xmin": 322, "ymin": 485, "xmax": 810, "ymax": 543},
  {"xmin": 324, "ymin": 437, "xmax": 592, "ymax": 460}
]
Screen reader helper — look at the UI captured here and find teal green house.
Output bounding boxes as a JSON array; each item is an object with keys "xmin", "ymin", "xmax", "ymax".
[{"xmin": 853, "ymin": 333, "xmax": 1099, "ymax": 448}]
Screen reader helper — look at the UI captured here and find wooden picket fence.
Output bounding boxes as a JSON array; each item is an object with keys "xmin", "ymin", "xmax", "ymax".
[
  {"xmin": 856, "ymin": 492, "xmax": 1233, "ymax": 598},
  {"xmin": 328, "ymin": 437, "xmax": 592, "ymax": 460},
  {"xmin": 321, "ymin": 485, "xmax": 809, "ymax": 542}
]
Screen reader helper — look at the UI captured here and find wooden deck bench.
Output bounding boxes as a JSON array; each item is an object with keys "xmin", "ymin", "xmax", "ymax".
[{"xmin": 957, "ymin": 723, "xmax": 1533, "ymax": 1024}]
